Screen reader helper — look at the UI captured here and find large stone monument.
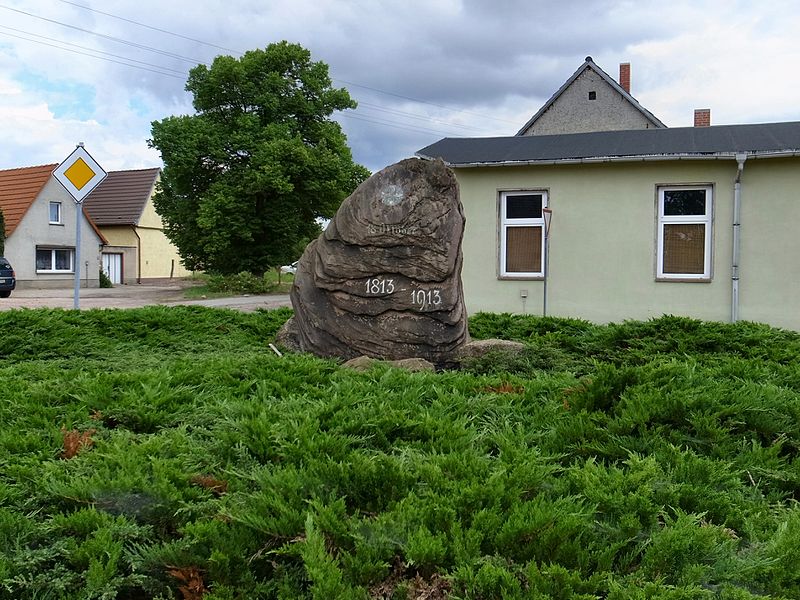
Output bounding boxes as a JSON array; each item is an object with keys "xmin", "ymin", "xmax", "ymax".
[{"xmin": 278, "ymin": 158, "xmax": 469, "ymax": 365}]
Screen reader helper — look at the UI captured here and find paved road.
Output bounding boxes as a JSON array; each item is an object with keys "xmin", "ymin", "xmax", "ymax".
[{"xmin": 0, "ymin": 282, "xmax": 291, "ymax": 312}]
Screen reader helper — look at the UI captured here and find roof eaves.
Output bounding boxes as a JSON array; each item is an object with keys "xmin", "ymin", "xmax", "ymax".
[
  {"xmin": 516, "ymin": 59, "xmax": 593, "ymax": 136},
  {"xmin": 587, "ymin": 61, "xmax": 667, "ymax": 130},
  {"xmin": 418, "ymin": 149, "xmax": 800, "ymax": 168},
  {"xmin": 0, "ymin": 163, "xmax": 57, "ymax": 237},
  {"xmin": 82, "ymin": 207, "xmax": 109, "ymax": 245}
]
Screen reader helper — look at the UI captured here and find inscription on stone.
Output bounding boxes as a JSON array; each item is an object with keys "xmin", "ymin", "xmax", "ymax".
[{"xmin": 277, "ymin": 158, "xmax": 469, "ymax": 365}]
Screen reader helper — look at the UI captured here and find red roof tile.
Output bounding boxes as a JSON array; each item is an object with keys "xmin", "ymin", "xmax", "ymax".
[{"xmin": 0, "ymin": 164, "xmax": 57, "ymax": 236}]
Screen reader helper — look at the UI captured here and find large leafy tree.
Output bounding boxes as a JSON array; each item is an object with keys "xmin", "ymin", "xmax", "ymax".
[{"xmin": 149, "ymin": 41, "xmax": 369, "ymax": 275}]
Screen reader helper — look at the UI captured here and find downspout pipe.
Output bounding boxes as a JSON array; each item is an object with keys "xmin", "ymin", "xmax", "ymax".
[
  {"xmin": 133, "ymin": 226, "xmax": 142, "ymax": 284},
  {"xmin": 732, "ymin": 153, "xmax": 747, "ymax": 323}
]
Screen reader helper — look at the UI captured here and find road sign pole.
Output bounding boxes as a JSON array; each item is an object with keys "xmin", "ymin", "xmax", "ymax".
[
  {"xmin": 74, "ymin": 202, "xmax": 82, "ymax": 310},
  {"xmin": 52, "ymin": 143, "xmax": 106, "ymax": 311}
]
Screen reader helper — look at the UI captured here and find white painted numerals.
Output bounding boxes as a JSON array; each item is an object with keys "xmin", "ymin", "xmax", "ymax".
[
  {"xmin": 411, "ymin": 289, "xmax": 442, "ymax": 308},
  {"xmin": 365, "ymin": 278, "xmax": 395, "ymax": 295}
]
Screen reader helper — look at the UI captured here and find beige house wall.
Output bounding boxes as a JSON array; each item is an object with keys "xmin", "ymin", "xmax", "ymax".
[
  {"xmin": 454, "ymin": 158, "xmax": 795, "ymax": 326},
  {"xmin": 97, "ymin": 192, "xmax": 193, "ymax": 281},
  {"xmin": 138, "ymin": 187, "xmax": 163, "ymax": 229},
  {"xmin": 137, "ymin": 226, "xmax": 193, "ymax": 279},
  {"xmin": 736, "ymin": 158, "xmax": 800, "ymax": 330},
  {"xmin": 137, "ymin": 188, "xmax": 193, "ymax": 278},
  {"xmin": 100, "ymin": 225, "xmax": 138, "ymax": 247}
]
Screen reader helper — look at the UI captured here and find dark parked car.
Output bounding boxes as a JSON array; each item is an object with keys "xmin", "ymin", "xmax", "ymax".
[{"xmin": 0, "ymin": 257, "xmax": 16, "ymax": 298}]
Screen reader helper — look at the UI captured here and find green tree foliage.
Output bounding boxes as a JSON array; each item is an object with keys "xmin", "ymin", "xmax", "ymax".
[{"xmin": 149, "ymin": 41, "xmax": 369, "ymax": 275}]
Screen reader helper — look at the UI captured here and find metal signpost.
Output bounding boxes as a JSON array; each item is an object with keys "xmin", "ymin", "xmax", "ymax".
[{"xmin": 52, "ymin": 144, "xmax": 107, "ymax": 309}]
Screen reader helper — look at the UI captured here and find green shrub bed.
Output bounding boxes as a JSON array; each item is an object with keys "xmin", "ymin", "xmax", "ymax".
[{"xmin": 1, "ymin": 308, "xmax": 799, "ymax": 598}]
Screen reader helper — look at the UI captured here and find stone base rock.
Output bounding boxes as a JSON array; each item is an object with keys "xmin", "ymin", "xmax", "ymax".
[
  {"xmin": 454, "ymin": 339, "xmax": 527, "ymax": 364},
  {"xmin": 341, "ymin": 355, "xmax": 436, "ymax": 373}
]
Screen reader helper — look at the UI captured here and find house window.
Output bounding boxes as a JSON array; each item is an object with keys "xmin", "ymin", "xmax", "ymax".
[
  {"xmin": 36, "ymin": 247, "xmax": 74, "ymax": 273},
  {"xmin": 500, "ymin": 191, "xmax": 547, "ymax": 278},
  {"xmin": 588, "ymin": 91, "xmax": 597, "ymax": 100},
  {"xmin": 49, "ymin": 201, "xmax": 62, "ymax": 224},
  {"xmin": 657, "ymin": 186, "xmax": 712, "ymax": 280}
]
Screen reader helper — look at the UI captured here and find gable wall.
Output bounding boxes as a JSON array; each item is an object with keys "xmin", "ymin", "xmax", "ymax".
[
  {"xmin": 456, "ymin": 159, "xmax": 759, "ymax": 325},
  {"xmin": 135, "ymin": 181, "xmax": 193, "ymax": 278},
  {"xmin": 137, "ymin": 181, "xmax": 162, "ymax": 229},
  {"xmin": 522, "ymin": 68, "xmax": 656, "ymax": 135},
  {"xmin": 6, "ymin": 177, "xmax": 103, "ymax": 287}
]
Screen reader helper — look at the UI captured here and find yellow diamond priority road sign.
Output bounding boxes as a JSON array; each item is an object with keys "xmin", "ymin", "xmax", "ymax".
[{"xmin": 53, "ymin": 145, "xmax": 107, "ymax": 203}]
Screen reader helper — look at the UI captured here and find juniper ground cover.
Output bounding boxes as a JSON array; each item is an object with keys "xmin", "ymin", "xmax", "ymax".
[{"xmin": 1, "ymin": 307, "xmax": 799, "ymax": 599}]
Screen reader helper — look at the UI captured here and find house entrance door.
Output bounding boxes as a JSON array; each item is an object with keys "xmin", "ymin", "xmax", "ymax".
[{"xmin": 102, "ymin": 253, "xmax": 123, "ymax": 284}]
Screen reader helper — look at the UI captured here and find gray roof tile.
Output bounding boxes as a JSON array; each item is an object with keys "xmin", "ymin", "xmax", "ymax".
[
  {"xmin": 417, "ymin": 122, "xmax": 800, "ymax": 166},
  {"xmin": 83, "ymin": 168, "xmax": 160, "ymax": 225}
]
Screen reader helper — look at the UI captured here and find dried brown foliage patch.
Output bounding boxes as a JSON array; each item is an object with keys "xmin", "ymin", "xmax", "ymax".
[
  {"xmin": 482, "ymin": 381, "xmax": 524, "ymax": 394},
  {"xmin": 167, "ymin": 566, "xmax": 208, "ymax": 600},
  {"xmin": 190, "ymin": 475, "xmax": 229, "ymax": 496},
  {"xmin": 369, "ymin": 561, "xmax": 451, "ymax": 600},
  {"xmin": 61, "ymin": 428, "xmax": 96, "ymax": 459}
]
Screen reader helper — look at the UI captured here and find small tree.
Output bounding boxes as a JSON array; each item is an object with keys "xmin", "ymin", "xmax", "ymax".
[{"xmin": 149, "ymin": 41, "xmax": 369, "ymax": 275}]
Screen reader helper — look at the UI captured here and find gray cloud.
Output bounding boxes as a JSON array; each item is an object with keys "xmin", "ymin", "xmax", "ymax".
[{"xmin": 1, "ymin": 1, "xmax": 798, "ymax": 173}]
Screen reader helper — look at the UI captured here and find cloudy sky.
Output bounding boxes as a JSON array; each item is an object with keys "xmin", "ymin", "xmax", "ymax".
[{"xmin": 1, "ymin": 0, "xmax": 799, "ymax": 173}]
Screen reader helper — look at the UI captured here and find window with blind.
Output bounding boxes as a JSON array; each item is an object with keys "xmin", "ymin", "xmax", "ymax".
[
  {"xmin": 500, "ymin": 191, "xmax": 547, "ymax": 277},
  {"xmin": 657, "ymin": 186, "xmax": 712, "ymax": 280}
]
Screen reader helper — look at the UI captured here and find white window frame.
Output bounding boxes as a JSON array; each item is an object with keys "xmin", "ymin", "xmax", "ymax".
[
  {"xmin": 49, "ymin": 201, "xmax": 62, "ymax": 224},
  {"xmin": 36, "ymin": 247, "xmax": 75, "ymax": 274},
  {"xmin": 656, "ymin": 185, "xmax": 713, "ymax": 280},
  {"xmin": 499, "ymin": 190, "xmax": 548, "ymax": 278}
]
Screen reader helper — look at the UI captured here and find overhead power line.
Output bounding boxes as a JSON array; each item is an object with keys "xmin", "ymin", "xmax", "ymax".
[
  {"xmin": 0, "ymin": 24, "xmax": 187, "ymax": 77},
  {"xmin": 0, "ymin": 29, "xmax": 186, "ymax": 78},
  {"xmin": 0, "ymin": 27, "xmax": 476, "ymax": 137},
  {"xmin": 0, "ymin": 3, "xmax": 518, "ymax": 134},
  {"xmin": 338, "ymin": 112, "xmax": 470, "ymax": 138},
  {"xmin": 46, "ymin": 1, "xmax": 518, "ymax": 129},
  {"xmin": 337, "ymin": 79, "xmax": 519, "ymax": 127},
  {"xmin": 0, "ymin": 4, "xmax": 206, "ymax": 64},
  {"xmin": 56, "ymin": 0, "xmax": 243, "ymax": 56},
  {"xmin": 357, "ymin": 101, "xmax": 491, "ymax": 134}
]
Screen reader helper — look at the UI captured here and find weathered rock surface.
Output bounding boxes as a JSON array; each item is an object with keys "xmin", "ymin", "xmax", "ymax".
[
  {"xmin": 278, "ymin": 158, "xmax": 469, "ymax": 365},
  {"xmin": 454, "ymin": 339, "xmax": 527, "ymax": 364},
  {"xmin": 341, "ymin": 356, "xmax": 436, "ymax": 373}
]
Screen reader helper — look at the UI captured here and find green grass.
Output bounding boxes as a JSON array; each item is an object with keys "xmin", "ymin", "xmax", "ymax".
[
  {"xmin": 1, "ymin": 308, "xmax": 799, "ymax": 598},
  {"xmin": 183, "ymin": 271, "xmax": 294, "ymax": 299}
]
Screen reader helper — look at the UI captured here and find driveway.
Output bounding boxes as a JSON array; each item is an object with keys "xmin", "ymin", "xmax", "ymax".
[{"xmin": 0, "ymin": 281, "xmax": 291, "ymax": 312}]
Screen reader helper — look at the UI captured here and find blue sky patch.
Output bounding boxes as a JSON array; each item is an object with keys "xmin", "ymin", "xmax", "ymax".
[
  {"xmin": 128, "ymin": 95, "xmax": 151, "ymax": 118},
  {"xmin": 15, "ymin": 72, "xmax": 96, "ymax": 121}
]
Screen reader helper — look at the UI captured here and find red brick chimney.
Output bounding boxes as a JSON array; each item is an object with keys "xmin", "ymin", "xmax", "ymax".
[
  {"xmin": 694, "ymin": 109, "xmax": 711, "ymax": 127},
  {"xmin": 619, "ymin": 63, "xmax": 631, "ymax": 94}
]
